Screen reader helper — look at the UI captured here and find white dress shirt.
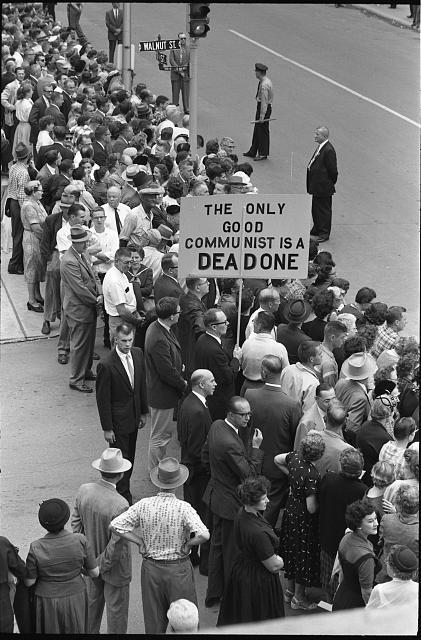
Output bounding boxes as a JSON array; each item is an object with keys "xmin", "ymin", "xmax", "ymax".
[{"xmin": 102, "ymin": 202, "xmax": 131, "ymax": 234}]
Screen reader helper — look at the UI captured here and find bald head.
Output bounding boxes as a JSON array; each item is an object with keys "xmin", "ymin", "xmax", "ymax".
[
  {"xmin": 190, "ymin": 369, "xmax": 216, "ymax": 398},
  {"xmin": 316, "ymin": 126, "xmax": 329, "ymax": 140},
  {"xmin": 261, "ymin": 355, "xmax": 283, "ymax": 382}
]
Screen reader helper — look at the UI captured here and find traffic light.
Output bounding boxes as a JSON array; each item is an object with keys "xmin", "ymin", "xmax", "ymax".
[{"xmin": 189, "ymin": 3, "xmax": 210, "ymax": 38}]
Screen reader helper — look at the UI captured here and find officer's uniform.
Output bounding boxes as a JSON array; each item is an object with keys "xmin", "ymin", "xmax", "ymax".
[{"xmin": 244, "ymin": 63, "xmax": 273, "ymax": 160}]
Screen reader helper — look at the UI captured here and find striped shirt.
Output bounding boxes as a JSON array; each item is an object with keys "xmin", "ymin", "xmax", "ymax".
[
  {"xmin": 110, "ymin": 492, "xmax": 208, "ymax": 560},
  {"xmin": 7, "ymin": 161, "xmax": 30, "ymax": 207}
]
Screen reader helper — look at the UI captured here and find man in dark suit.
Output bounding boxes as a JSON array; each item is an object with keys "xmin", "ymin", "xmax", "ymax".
[
  {"xmin": 169, "ymin": 33, "xmax": 190, "ymax": 113},
  {"xmin": 44, "ymin": 88, "xmax": 67, "ymax": 128},
  {"xmin": 144, "ymin": 297, "xmax": 188, "ymax": 471},
  {"xmin": 245, "ymin": 355, "xmax": 302, "ymax": 528},
  {"xmin": 60, "ymin": 224, "xmax": 102, "ymax": 393},
  {"xmin": 92, "ymin": 125, "xmax": 111, "ymax": 167},
  {"xmin": 201, "ymin": 396, "xmax": 263, "ymax": 606},
  {"xmin": 105, "ymin": 2, "xmax": 123, "ymax": 64},
  {"xmin": 306, "ymin": 126, "xmax": 338, "ymax": 242},
  {"xmin": 177, "ymin": 277, "xmax": 208, "ymax": 380},
  {"xmin": 194, "ymin": 308, "xmax": 240, "ymax": 421},
  {"xmin": 61, "ymin": 78, "xmax": 77, "ymax": 122},
  {"xmin": 153, "ymin": 253, "xmax": 183, "ymax": 304},
  {"xmin": 177, "ymin": 369, "xmax": 215, "ymax": 567},
  {"xmin": 36, "ymin": 148, "xmax": 60, "ymax": 212},
  {"xmin": 36, "ymin": 126, "xmax": 74, "ymax": 171},
  {"xmin": 28, "ymin": 83, "xmax": 53, "ymax": 158},
  {"xmin": 96, "ymin": 324, "xmax": 149, "ymax": 504}
]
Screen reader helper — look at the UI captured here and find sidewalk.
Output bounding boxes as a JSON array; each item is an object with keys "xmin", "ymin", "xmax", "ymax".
[{"xmin": 350, "ymin": 4, "xmax": 417, "ymax": 29}]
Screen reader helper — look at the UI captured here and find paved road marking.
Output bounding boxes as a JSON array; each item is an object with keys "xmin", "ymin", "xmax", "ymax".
[{"xmin": 229, "ymin": 29, "xmax": 420, "ymax": 129}]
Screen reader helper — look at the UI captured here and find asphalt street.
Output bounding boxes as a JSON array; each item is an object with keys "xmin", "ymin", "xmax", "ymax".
[{"xmin": 1, "ymin": 3, "xmax": 419, "ymax": 634}]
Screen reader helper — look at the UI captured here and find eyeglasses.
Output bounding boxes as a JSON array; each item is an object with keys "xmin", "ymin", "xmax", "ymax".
[
  {"xmin": 232, "ymin": 411, "xmax": 252, "ymax": 417},
  {"xmin": 118, "ymin": 259, "xmax": 132, "ymax": 265},
  {"xmin": 212, "ymin": 320, "xmax": 228, "ymax": 326}
]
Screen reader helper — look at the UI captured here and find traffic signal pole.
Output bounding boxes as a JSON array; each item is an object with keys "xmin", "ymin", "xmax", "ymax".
[
  {"xmin": 122, "ymin": 3, "xmax": 132, "ymax": 92},
  {"xmin": 189, "ymin": 37, "xmax": 198, "ymax": 160}
]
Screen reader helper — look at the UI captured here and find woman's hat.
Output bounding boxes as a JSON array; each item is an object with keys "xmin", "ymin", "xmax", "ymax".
[
  {"xmin": 341, "ymin": 352, "xmax": 377, "ymax": 381},
  {"xmin": 121, "ymin": 164, "xmax": 141, "ymax": 182},
  {"xmin": 390, "ymin": 545, "xmax": 418, "ymax": 573},
  {"xmin": 283, "ymin": 298, "xmax": 311, "ymax": 323},
  {"xmin": 38, "ymin": 498, "xmax": 70, "ymax": 531},
  {"xmin": 68, "ymin": 225, "xmax": 91, "ymax": 243},
  {"xmin": 15, "ymin": 142, "xmax": 30, "ymax": 159},
  {"xmin": 150, "ymin": 457, "xmax": 189, "ymax": 489},
  {"xmin": 92, "ymin": 448, "xmax": 132, "ymax": 473}
]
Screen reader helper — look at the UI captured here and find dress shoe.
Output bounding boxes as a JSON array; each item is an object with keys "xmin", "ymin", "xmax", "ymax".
[
  {"xmin": 253, "ymin": 155, "xmax": 268, "ymax": 161},
  {"xmin": 8, "ymin": 267, "xmax": 24, "ymax": 275},
  {"xmin": 205, "ymin": 596, "xmax": 221, "ymax": 608},
  {"xmin": 243, "ymin": 151, "xmax": 255, "ymax": 158},
  {"xmin": 316, "ymin": 236, "xmax": 329, "ymax": 243},
  {"xmin": 58, "ymin": 353, "xmax": 69, "ymax": 364},
  {"xmin": 41, "ymin": 320, "xmax": 51, "ymax": 335},
  {"xmin": 69, "ymin": 383, "xmax": 93, "ymax": 393},
  {"xmin": 84, "ymin": 371, "xmax": 97, "ymax": 381},
  {"xmin": 92, "ymin": 352, "xmax": 100, "ymax": 360},
  {"xmin": 35, "ymin": 296, "xmax": 44, "ymax": 305},
  {"xmin": 27, "ymin": 302, "xmax": 44, "ymax": 313}
]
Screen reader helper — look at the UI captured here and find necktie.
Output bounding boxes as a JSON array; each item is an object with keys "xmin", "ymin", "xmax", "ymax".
[
  {"xmin": 114, "ymin": 207, "xmax": 122, "ymax": 234},
  {"xmin": 126, "ymin": 354, "xmax": 134, "ymax": 387},
  {"xmin": 114, "ymin": 9, "xmax": 117, "ymax": 19},
  {"xmin": 255, "ymin": 81, "xmax": 261, "ymax": 99},
  {"xmin": 308, "ymin": 147, "xmax": 319, "ymax": 169}
]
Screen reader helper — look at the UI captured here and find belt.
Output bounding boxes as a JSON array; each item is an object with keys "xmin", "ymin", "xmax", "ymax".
[{"xmin": 144, "ymin": 555, "xmax": 190, "ymax": 565}]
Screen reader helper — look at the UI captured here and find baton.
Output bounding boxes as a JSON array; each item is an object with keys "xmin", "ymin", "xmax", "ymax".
[{"xmin": 250, "ymin": 118, "xmax": 277, "ymax": 124}]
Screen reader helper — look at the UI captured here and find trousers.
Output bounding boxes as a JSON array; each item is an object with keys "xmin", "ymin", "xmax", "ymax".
[
  {"xmin": 206, "ymin": 514, "xmax": 239, "ymax": 601},
  {"xmin": 148, "ymin": 407, "xmax": 179, "ymax": 471},
  {"xmin": 141, "ymin": 558, "xmax": 197, "ymax": 634},
  {"xmin": 171, "ymin": 75, "xmax": 189, "ymax": 112},
  {"xmin": 43, "ymin": 250, "xmax": 61, "ymax": 323},
  {"xmin": 113, "ymin": 429, "xmax": 138, "ymax": 505},
  {"xmin": 67, "ymin": 315, "xmax": 96, "ymax": 385},
  {"xmin": 249, "ymin": 103, "xmax": 271, "ymax": 157},
  {"xmin": 87, "ymin": 576, "xmax": 129, "ymax": 634},
  {"xmin": 8, "ymin": 198, "xmax": 24, "ymax": 271},
  {"xmin": 311, "ymin": 195, "xmax": 333, "ymax": 239}
]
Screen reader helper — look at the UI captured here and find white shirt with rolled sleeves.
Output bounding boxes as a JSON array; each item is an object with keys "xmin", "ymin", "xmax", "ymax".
[
  {"xmin": 90, "ymin": 227, "xmax": 119, "ymax": 274},
  {"xmin": 102, "ymin": 264, "xmax": 137, "ymax": 317}
]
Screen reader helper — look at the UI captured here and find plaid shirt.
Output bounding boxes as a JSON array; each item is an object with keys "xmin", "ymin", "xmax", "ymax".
[
  {"xmin": 110, "ymin": 492, "xmax": 208, "ymax": 560},
  {"xmin": 7, "ymin": 161, "xmax": 30, "ymax": 207},
  {"xmin": 372, "ymin": 325, "xmax": 399, "ymax": 359},
  {"xmin": 379, "ymin": 441, "xmax": 405, "ymax": 475}
]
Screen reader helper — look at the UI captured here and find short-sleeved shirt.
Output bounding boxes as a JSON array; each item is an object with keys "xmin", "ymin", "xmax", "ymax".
[
  {"xmin": 102, "ymin": 264, "xmax": 136, "ymax": 316},
  {"xmin": 286, "ymin": 450, "xmax": 320, "ymax": 499},
  {"xmin": 26, "ymin": 529, "xmax": 96, "ymax": 597}
]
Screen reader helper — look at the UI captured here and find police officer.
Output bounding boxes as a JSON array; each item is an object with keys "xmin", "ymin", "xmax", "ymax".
[{"xmin": 243, "ymin": 63, "xmax": 273, "ymax": 161}]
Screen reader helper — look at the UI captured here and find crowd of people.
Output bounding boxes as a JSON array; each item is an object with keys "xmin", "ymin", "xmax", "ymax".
[{"xmin": 1, "ymin": 2, "xmax": 419, "ymax": 636}]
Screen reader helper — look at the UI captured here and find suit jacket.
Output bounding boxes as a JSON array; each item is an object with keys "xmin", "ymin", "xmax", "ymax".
[
  {"xmin": 44, "ymin": 104, "xmax": 66, "ymax": 128},
  {"xmin": 144, "ymin": 320, "xmax": 186, "ymax": 409},
  {"xmin": 201, "ymin": 419, "xmax": 263, "ymax": 520},
  {"xmin": 194, "ymin": 333, "xmax": 239, "ymax": 420},
  {"xmin": 37, "ymin": 164, "xmax": 57, "ymax": 210},
  {"xmin": 153, "ymin": 273, "xmax": 183, "ymax": 305},
  {"xmin": 40, "ymin": 210, "xmax": 64, "ymax": 263},
  {"xmin": 71, "ymin": 479, "xmax": 132, "ymax": 585},
  {"xmin": 177, "ymin": 291, "xmax": 206, "ymax": 377},
  {"xmin": 112, "ymin": 136, "xmax": 130, "ymax": 156},
  {"xmin": 245, "ymin": 385, "xmax": 302, "ymax": 479},
  {"xmin": 356, "ymin": 419, "xmax": 393, "ymax": 483},
  {"xmin": 169, "ymin": 46, "xmax": 190, "ymax": 80},
  {"xmin": 177, "ymin": 392, "xmax": 212, "ymax": 467},
  {"xmin": 105, "ymin": 7, "xmax": 123, "ymax": 41},
  {"xmin": 28, "ymin": 96, "xmax": 49, "ymax": 143},
  {"xmin": 92, "ymin": 139, "xmax": 108, "ymax": 166},
  {"xmin": 306, "ymin": 140, "xmax": 338, "ymax": 197},
  {"xmin": 60, "ymin": 246, "xmax": 99, "ymax": 323},
  {"xmin": 61, "ymin": 90, "xmax": 73, "ymax": 121},
  {"xmin": 96, "ymin": 347, "xmax": 148, "ymax": 434},
  {"xmin": 335, "ymin": 378, "xmax": 371, "ymax": 439},
  {"xmin": 36, "ymin": 142, "xmax": 74, "ymax": 171}
]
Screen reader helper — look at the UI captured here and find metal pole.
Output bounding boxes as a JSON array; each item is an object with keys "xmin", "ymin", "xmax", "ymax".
[
  {"xmin": 122, "ymin": 3, "xmax": 132, "ymax": 92},
  {"xmin": 189, "ymin": 38, "xmax": 198, "ymax": 160}
]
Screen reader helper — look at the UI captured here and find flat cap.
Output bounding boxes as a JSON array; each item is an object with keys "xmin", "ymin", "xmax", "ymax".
[{"xmin": 255, "ymin": 62, "xmax": 268, "ymax": 72}]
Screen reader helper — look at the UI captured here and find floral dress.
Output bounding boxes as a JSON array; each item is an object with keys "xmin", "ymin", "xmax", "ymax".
[
  {"xmin": 280, "ymin": 451, "xmax": 321, "ymax": 586},
  {"xmin": 21, "ymin": 198, "xmax": 48, "ymax": 283}
]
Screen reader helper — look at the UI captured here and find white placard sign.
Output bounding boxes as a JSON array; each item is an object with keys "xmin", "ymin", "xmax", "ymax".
[{"xmin": 178, "ymin": 194, "xmax": 312, "ymax": 279}]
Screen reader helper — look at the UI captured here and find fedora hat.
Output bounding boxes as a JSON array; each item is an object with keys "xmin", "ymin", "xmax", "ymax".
[
  {"xmin": 133, "ymin": 171, "xmax": 153, "ymax": 190},
  {"xmin": 122, "ymin": 147, "xmax": 138, "ymax": 158},
  {"xmin": 15, "ymin": 142, "xmax": 30, "ymax": 160},
  {"xmin": 68, "ymin": 225, "xmax": 91, "ymax": 243},
  {"xmin": 136, "ymin": 104, "xmax": 151, "ymax": 118},
  {"xmin": 121, "ymin": 164, "xmax": 141, "ymax": 182},
  {"xmin": 283, "ymin": 298, "xmax": 311, "ymax": 323},
  {"xmin": 139, "ymin": 181, "xmax": 164, "ymax": 196},
  {"xmin": 150, "ymin": 457, "xmax": 189, "ymax": 489},
  {"xmin": 166, "ymin": 204, "xmax": 180, "ymax": 216},
  {"xmin": 390, "ymin": 545, "xmax": 418, "ymax": 573},
  {"xmin": 59, "ymin": 192, "xmax": 74, "ymax": 208},
  {"xmin": 92, "ymin": 448, "xmax": 132, "ymax": 473},
  {"xmin": 157, "ymin": 224, "xmax": 172, "ymax": 241},
  {"xmin": 341, "ymin": 352, "xmax": 377, "ymax": 381},
  {"xmin": 38, "ymin": 498, "xmax": 70, "ymax": 531}
]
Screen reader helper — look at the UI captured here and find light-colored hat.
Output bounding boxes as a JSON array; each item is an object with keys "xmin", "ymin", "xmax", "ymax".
[
  {"xmin": 157, "ymin": 224, "xmax": 173, "ymax": 241},
  {"xmin": 139, "ymin": 181, "xmax": 164, "ymax": 196},
  {"xmin": 68, "ymin": 225, "xmax": 91, "ymax": 243},
  {"xmin": 92, "ymin": 448, "xmax": 132, "ymax": 473},
  {"xmin": 232, "ymin": 170, "xmax": 251, "ymax": 185},
  {"xmin": 341, "ymin": 352, "xmax": 377, "ymax": 381},
  {"xmin": 120, "ymin": 154, "xmax": 133, "ymax": 167},
  {"xmin": 122, "ymin": 147, "xmax": 138, "ymax": 158},
  {"xmin": 150, "ymin": 457, "xmax": 189, "ymax": 489},
  {"xmin": 121, "ymin": 164, "xmax": 141, "ymax": 181}
]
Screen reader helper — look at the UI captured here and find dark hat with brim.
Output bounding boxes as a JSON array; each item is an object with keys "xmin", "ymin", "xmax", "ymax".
[
  {"xmin": 166, "ymin": 204, "xmax": 180, "ymax": 216},
  {"xmin": 15, "ymin": 142, "xmax": 30, "ymax": 160},
  {"xmin": 133, "ymin": 171, "xmax": 153, "ymax": 190},
  {"xmin": 255, "ymin": 62, "xmax": 268, "ymax": 72},
  {"xmin": 150, "ymin": 457, "xmax": 189, "ymax": 489},
  {"xmin": 283, "ymin": 298, "xmax": 311, "ymax": 323},
  {"xmin": 136, "ymin": 104, "xmax": 151, "ymax": 118},
  {"xmin": 38, "ymin": 498, "xmax": 70, "ymax": 531},
  {"xmin": 390, "ymin": 546, "xmax": 418, "ymax": 573}
]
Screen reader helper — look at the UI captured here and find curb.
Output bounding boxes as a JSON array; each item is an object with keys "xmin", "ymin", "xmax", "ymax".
[{"xmin": 350, "ymin": 4, "xmax": 415, "ymax": 30}]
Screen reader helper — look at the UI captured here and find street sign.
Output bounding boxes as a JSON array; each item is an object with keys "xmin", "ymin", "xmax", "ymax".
[
  {"xmin": 138, "ymin": 39, "xmax": 180, "ymax": 52},
  {"xmin": 178, "ymin": 194, "xmax": 312, "ymax": 278}
]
